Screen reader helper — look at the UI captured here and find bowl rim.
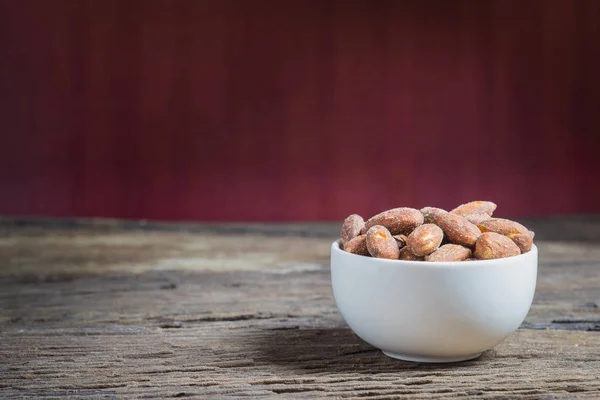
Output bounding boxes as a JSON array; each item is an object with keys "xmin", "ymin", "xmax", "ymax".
[{"xmin": 332, "ymin": 239, "xmax": 537, "ymax": 269}]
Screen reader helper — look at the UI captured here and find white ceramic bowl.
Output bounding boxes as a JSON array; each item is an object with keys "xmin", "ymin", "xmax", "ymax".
[{"xmin": 331, "ymin": 240, "xmax": 537, "ymax": 363}]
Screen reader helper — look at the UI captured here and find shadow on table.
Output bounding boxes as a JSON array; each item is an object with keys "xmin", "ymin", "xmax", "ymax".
[{"xmin": 249, "ymin": 326, "xmax": 494, "ymax": 374}]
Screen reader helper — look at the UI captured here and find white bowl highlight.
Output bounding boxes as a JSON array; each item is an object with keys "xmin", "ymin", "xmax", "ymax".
[{"xmin": 331, "ymin": 241, "xmax": 537, "ymax": 363}]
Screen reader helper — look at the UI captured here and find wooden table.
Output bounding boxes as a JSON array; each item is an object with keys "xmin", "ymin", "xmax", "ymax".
[{"xmin": 1, "ymin": 218, "xmax": 599, "ymax": 398}]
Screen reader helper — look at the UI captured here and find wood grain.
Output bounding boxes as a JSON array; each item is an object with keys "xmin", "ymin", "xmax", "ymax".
[
  {"xmin": 1, "ymin": 0, "xmax": 600, "ymax": 220},
  {"xmin": 1, "ymin": 218, "xmax": 599, "ymax": 397}
]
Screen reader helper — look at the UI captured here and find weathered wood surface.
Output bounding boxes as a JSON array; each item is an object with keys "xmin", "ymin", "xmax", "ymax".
[{"xmin": 0, "ymin": 217, "xmax": 599, "ymax": 399}]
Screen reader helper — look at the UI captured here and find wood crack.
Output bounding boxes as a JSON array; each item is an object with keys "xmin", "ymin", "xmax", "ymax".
[{"xmin": 343, "ymin": 348, "xmax": 379, "ymax": 356}]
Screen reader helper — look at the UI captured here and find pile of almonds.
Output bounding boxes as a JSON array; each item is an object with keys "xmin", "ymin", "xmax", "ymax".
[{"xmin": 340, "ymin": 201, "xmax": 534, "ymax": 262}]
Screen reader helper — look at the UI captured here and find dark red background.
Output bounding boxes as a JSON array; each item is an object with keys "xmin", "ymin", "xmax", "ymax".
[{"xmin": 1, "ymin": 0, "xmax": 599, "ymax": 221}]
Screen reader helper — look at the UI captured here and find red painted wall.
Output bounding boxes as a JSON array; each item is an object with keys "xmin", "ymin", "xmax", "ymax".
[{"xmin": 1, "ymin": 0, "xmax": 599, "ymax": 221}]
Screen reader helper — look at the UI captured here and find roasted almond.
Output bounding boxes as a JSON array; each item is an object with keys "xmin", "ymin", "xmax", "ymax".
[
  {"xmin": 511, "ymin": 233, "xmax": 533, "ymax": 253},
  {"xmin": 393, "ymin": 234, "xmax": 408, "ymax": 249},
  {"xmin": 341, "ymin": 214, "xmax": 365, "ymax": 244},
  {"xmin": 366, "ymin": 225, "xmax": 400, "ymax": 260},
  {"xmin": 364, "ymin": 208, "xmax": 424, "ymax": 235},
  {"xmin": 399, "ymin": 246, "xmax": 424, "ymax": 261},
  {"xmin": 434, "ymin": 212, "xmax": 481, "ymax": 247},
  {"xmin": 425, "ymin": 244, "xmax": 472, "ymax": 262},
  {"xmin": 406, "ymin": 224, "xmax": 444, "ymax": 256},
  {"xmin": 465, "ymin": 213, "xmax": 491, "ymax": 225},
  {"xmin": 474, "ymin": 232, "xmax": 521, "ymax": 260},
  {"xmin": 420, "ymin": 207, "xmax": 447, "ymax": 224},
  {"xmin": 343, "ymin": 235, "xmax": 370, "ymax": 256},
  {"xmin": 477, "ymin": 218, "xmax": 531, "ymax": 238},
  {"xmin": 451, "ymin": 201, "xmax": 497, "ymax": 217},
  {"xmin": 342, "ymin": 201, "xmax": 534, "ymax": 260}
]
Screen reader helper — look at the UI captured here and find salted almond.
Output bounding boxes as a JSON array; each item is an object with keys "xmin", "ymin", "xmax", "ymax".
[
  {"xmin": 465, "ymin": 213, "xmax": 491, "ymax": 225},
  {"xmin": 433, "ymin": 212, "xmax": 481, "ymax": 247},
  {"xmin": 406, "ymin": 224, "xmax": 444, "ymax": 256},
  {"xmin": 451, "ymin": 201, "xmax": 497, "ymax": 217},
  {"xmin": 511, "ymin": 233, "xmax": 533, "ymax": 253},
  {"xmin": 341, "ymin": 214, "xmax": 365, "ymax": 244},
  {"xmin": 343, "ymin": 235, "xmax": 370, "ymax": 256},
  {"xmin": 364, "ymin": 207, "xmax": 424, "ymax": 235},
  {"xmin": 393, "ymin": 234, "xmax": 408, "ymax": 249},
  {"xmin": 420, "ymin": 207, "xmax": 447, "ymax": 224},
  {"xmin": 477, "ymin": 218, "xmax": 531, "ymax": 239},
  {"xmin": 366, "ymin": 226, "xmax": 400, "ymax": 260},
  {"xmin": 474, "ymin": 232, "xmax": 521, "ymax": 260},
  {"xmin": 399, "ymin": 247, "xmax": 424, "ymax": 261},
  {"xmin": 425, "ymin": 244, "xmax": 472, "ymax": 262}
]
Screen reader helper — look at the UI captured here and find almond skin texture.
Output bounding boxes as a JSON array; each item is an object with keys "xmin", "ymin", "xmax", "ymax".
[
  {"xmin": 393, "ymin": 234, "xmax": 408, "ymax": 249},
  {"xmin": 433, "ymin": 212, "xmax": 481, "ymax": 247},
  {"xmin": 420, "ymin": 207, "xmax": 447, "ymax": 224},
  {"xmin": 340, "ymin": 214, "xmax": 365, "ymax": 244},
  {"xmin": 399, "ymin": 247, "xmax": 424, "ymax": 261},
  {"xmin": 474, "ymin": 232, "xmax": 521, "ymax": 260},
  {"xmin": 477, "ymin": 218, "xmax": 531, "ymax": 239},
  {"xmin": 343, "ymin": 235, "xmax": 369, "ymax": 256},
  {"xmin": 511, "ymin": 233, "xmax": 533, "ymax": 253},
  {"xmin": 451, "ymin": 201, "xmax": 497, "ymax": 217},
  {"xmin": 406, "ymin": 224, "xmax": 444, "ymax": 256},
  {"xmin": 366, "ymin": 226, "xmax": 400, "ymax": 260},
  {"xmin": 425, "ymin": 244, "xmax": 472, "ymax": 262},
  {"xmin": 465, "ymin": 213, "xmax": 491, "ymax": 225},
  {"xmin": 364, "ymin": 208, "xmax": 424, "ymax": 235}
]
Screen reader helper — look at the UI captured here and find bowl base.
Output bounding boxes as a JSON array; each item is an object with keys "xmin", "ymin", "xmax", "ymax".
[{"xmin": 382, "ymin": 351, "xmax": 482, "ymax": 363}]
